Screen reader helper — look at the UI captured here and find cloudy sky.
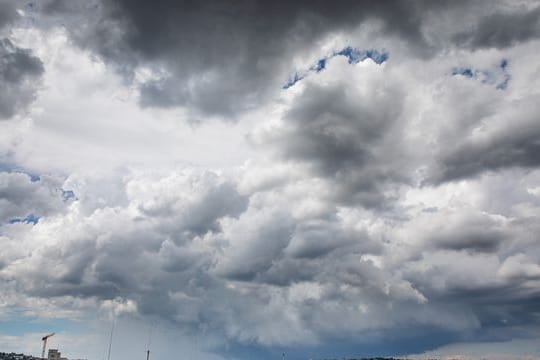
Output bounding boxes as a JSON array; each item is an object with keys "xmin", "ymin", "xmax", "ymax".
[{"xmin": 1, "ymin": 1, "xmax": 540, "ymax": 359}]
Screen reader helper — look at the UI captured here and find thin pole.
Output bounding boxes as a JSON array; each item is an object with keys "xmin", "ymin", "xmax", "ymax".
[
  {"xmin": 145, "ymin": 322, "xmax": 154, "ymax": 360},
  {"xmin": 107, "ymin": 319, "xmax": 115, "ymax": 360}
]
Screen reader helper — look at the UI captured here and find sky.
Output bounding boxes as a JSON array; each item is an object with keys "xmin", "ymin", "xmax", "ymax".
[{"xmin": 1, "ymin": 1, "xmax": 540, "ymax": 359}]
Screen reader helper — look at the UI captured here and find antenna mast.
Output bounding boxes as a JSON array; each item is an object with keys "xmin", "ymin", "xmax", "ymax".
[
  {"xmin": 107, "ymin": 319, "xmax": 115, "ymax": 360},
  {"xmin": 145, "ymin": 322, "xmax": 154, "ymax": 360}
]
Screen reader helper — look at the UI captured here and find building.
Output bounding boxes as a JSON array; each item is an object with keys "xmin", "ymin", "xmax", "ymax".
[{"xmin": 46, "ymin": 350, "xmax": 65, "ymax": 360}]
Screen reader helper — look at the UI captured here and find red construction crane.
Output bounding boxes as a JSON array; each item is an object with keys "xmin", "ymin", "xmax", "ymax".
[{"xmin": 41, "ymin": 333, "xmax": 55, "ymax": 359}]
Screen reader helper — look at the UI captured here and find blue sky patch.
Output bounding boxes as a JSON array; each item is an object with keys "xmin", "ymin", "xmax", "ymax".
[
  {"xmin": 283, "ymin": 72, "xmax": 307, "ymax": 89},
  {"xmin": 283, "ymin": 46, "xmax": 389, "ymax": 89},
  {"xmin": 452, "ymin": 67, "xmax": 475, "ymax": 78},
  {"xmin": 0, "ymin": 161, "xmax": 18, "ymax": 173},
  {"xmin": 0, "ymin": 311, "xmax": 85, "ymax": 337},
  {"xmin": 451, "ymin": 59, "xmax": 510, "ymax": 90},
  {"xmin": 61, "ymin": 189, "xmax": 76, "ymax": 202},
  {"xmin": 335, "ymin": 47, "xmax": 389, "ymax": 65},
  {"xmin": 9, "ymin": 214, "xmax": 40, "ymax": 225},
  {"xmin": 312, "ymin": 58, "xmax": 327, "ymax": 72}
]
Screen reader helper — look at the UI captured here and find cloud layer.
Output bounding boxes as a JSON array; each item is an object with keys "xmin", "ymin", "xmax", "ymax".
[{"xmin": 1, "ymin": 1, "xmax": 540, "ymax": 359}]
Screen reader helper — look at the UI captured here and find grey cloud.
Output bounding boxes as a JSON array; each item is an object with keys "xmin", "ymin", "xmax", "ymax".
[
  {"xmin": 0, "ymin": 172, "xmax": 69, "ymax": 223},
  {"xmin": 0, "ymin": 39, "xmax": 44, "ymax": 119},
  {"xmin": 391, "ymin": 208, "xmax": 525, "ymax": 273},
  {"xmin": 1, "ymin": 171, "xmax": 249, "ymax": 303},
  {"xmin": 247, "ymin": 258, "xmax": 318, "ymax": 286},
  {"xmin": 428, "ymin": 212, "xmax": 507, "ymax": 253},
  {"xmin": 3, "ymin": 167, "xmax": 540, "ymax": 353},
  {"xmin": 264, "ymin": 78, "xmax": 409, "ymax": 208},
  {"xmin": 499, "ymin": 254, "xmax": 540, "ymax": 281},
  {"xmin": 285, "ymin": 222, "xmax": 356, "ymax": 259},
  {"xmin": 4, "ymin": 1, "xmax": 540, "ymax": 356},
  {"xmin": 177, "ymin": 181, "xmax": 248, "ymax": 235},
  {"xmin": 39, "ymin": 0, "xmax": 443, "ymax": 119},
  {"xmin": 0, "ymin": 169, "xmax": 400, "ymax": 344},
  {"xmin": 453, "ymin": 6, "xmax": 540, "ymax": 49},
  {"xmin": 284, "ymin": 220, "xmax": 378, "ymax": 259},
  {"xmin": 213, "ymin": 209, "xmax": 295, "ymax": 282},
  {"xmin": 0, "ymin": 1, "xmax": 18, "ymax": 30},
  {"xmin": 400, "ymin": 215, "xmax": 540, "ymax": 292},
  {"xmin": 403, "ymin": 253, "xmax": 540, "ymax": 338},
  {"xmin": 26, "ymin": 0, "xmax": 540, "ymax": 123},
  {"xmin": 281, "ymin": 84, "xmax": 395, "ymax": 174},
  {"xmin": 213, "ymin": 203, "xmax": 383, "ymax": 286},
  {"xmin": 158, "ymin": 240, "xmax": 203, "ymax": 273},
  {"xmin": 139, "ymin": 180, "xmax": 248, "ymax": 238},
  {"xmin": 41, "ymin": 0, "xmax": 93, "ymax": 14},
  {"xmin": 430, "ymin": 100, "xmax": 540, "ymax": 183},
  {"xmin": 434, "ymin": 229, "xmax": 504, "ymax": 253},
  {"xmin": 372, "ymin": 202, "xmax": 540, "ymax": 341},
  {"xmin": 438, "ymin": 136, "xmax": 540, "ymax": 183}
]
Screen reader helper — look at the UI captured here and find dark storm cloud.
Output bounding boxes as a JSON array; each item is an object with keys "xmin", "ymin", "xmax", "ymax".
[
  {"xmin": 425, "ymin": 211, "xmax": 507, "ymax": 253},
  {"xmin": 32, "ymin": 0, "xmax": 540, "ymax": 122},
  {"xmin": 40, "ymin": 0, "xmax": 444, "ymax": 119},
  {"xmin": 436, "ymin": 132, "xmax": 540, "ymax": 183},
  {"xmin": 0, "ymin": 1, "xmax": 18, "ymax": 30},
  {"xmin": 0, "ymin": 38, "xmax": 44, "ymax": 119},
  {"xmin": 281, "ymin": 84, "xmax": 395, "ymax": 174},
  {"xmin": 430, "ymin": 99, "xmax": 540, "ymax": 183},
  {"xmin": 263, "ymin": 75, "xmax": 410, "ymax": 208},
  {"xmin": 453, "ymin": 5, "xmax": 540, "ymax": 49},
  {"xmin": 433, "ymin": 228, "xmax": 504, "ymax": 253}
]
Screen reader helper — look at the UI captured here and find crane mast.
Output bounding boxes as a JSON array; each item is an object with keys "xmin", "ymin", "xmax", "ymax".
[{"xmin": 41, "ymin": 333, "xmax": 55, "ymax": 359}]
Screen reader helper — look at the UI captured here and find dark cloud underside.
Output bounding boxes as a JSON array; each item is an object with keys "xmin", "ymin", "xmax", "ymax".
[
  {"xmin": 43, "ymin": 0, "xmax": 443, "ymax": 118},
  {"xmin": 0, "ymin": 39, "xmax": 43, "ymax": 119}
]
